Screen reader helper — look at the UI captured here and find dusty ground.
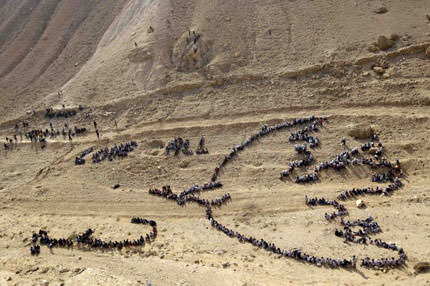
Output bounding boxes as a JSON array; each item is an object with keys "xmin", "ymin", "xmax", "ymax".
[{"xmin": 1, "ymin": 0, "xmax": 430, "ymax": 285}]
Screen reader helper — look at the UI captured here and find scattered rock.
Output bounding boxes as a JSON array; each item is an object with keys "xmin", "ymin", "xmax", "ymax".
[
  {"xmin": 222, "ymin": 262, "xmax": 230, "ymax": 268},
  {"xmin": 377, "ymin": 36, "xmax": 394, "ymax": 51},
  {"xmin": 57, "ymin": 266, "xmax": 69, "ymax": 273},
  {"xmin": 356, "ymin": 199, "xmax": 365, "ymax": 208},
  {"xmin": 179, "ymin": 160, "xmax": 190, "ymax": 168},
  {"xmin": 113, "ymin": 184, "xmax": 120, "ymax": 189},
  {"xmin": 42, "ymin": 280, "xmax": 49, "ymax": 286},
  {"xmin": 379, "ymin": 61, "xmax": 389, "ymax": 69},
  {"xmin": 375, "ymin": 7, "xmax": 388, "ymax": 14},
  {"xmin": 368, "ymin": 44, "xmax": 378, "ymax": 52},
  {"xmin": 373, "ymin": 66, "xmax": 385, "ymax": 74},
  {"xmin": 425, "ymin": 46, "xmax": 430, "ymax": 58},
  {"xmin": 408, "ymin": 195, "xmax": 424, "ymax": 203},
  {"xmin": 413, "ymin": 262, "xmax": 430, "ymax": 274}
]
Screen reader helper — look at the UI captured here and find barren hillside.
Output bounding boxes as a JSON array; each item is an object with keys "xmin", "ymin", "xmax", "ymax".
[{"xmin": 0, "ymin": 1, "xmax": 430, "ymax": 285}]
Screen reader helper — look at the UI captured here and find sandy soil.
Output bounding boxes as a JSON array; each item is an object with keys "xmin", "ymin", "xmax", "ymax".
[{"xmin": 1, "ymin": 0, "xmax": 430, "ymax": 285}]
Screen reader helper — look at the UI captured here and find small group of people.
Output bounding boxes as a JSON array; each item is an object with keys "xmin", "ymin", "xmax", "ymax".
[
  {"xmin": 165, "ymin": 137, "xmax": 193, "ymax": 156},
  {"xmin": 289, "ymin": 127, "xmax": 320, "ymax": 149},
  {"xmin": 165, "ymin": 135, "xmax": 209, "ymax": 156},
  {"xmin": 30, "ymin": 217, "xmax": 157, "ymax": 255},
  {"xmin": 186, "ymin": 30, "xmax": 201, "ymax": 45},
  {"xmin": 91, "ymin": 141, "xmax": 138, "ymax": 164},
  {"xmin": 305, "ymin": 196, "xmax": 348, "ymax": 221}
]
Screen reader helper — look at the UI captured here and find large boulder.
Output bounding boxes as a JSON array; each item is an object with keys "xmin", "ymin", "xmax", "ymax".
[
  {"xmin": 414, "ymin": 262, "xmax": 430, "ymax": 274},
  {"xmin": 377, "ymin": 36, "xmax": 394, "ymax": 51}
]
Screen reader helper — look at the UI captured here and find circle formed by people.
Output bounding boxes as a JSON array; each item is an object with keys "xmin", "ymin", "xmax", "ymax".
[{"xmin": 29, "ymin": 115, "xmax": 407, "ymax": 270}]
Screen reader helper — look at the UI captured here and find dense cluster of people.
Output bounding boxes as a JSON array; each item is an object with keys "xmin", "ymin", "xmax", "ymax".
[
  {"xmin": 91, "ymin": 141, "xmax": 138, "ymax": 163},
  {"xmin": 29, "ymin": 217, "xmax": 157, "ymax": 255},
  {"xmin": 75, "ymin": 147, "xmax": 94, "ymax": 165},
  {"xmin": 165, "ymin": 137, "xmax": 193, "ymax": 156},
  {"xmin": 45, "ymin": 107, "xmax": 79, "ymax": 119},
  {"xmin": 164, "ymin": 136, "xmax": 209, "ymax": 156},
  {"xmin": 372, "ymin": 170, "xmax": 394, "ymax": 182}
]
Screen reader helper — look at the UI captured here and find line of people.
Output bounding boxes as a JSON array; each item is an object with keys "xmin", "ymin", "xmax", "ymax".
[
  {"xmin": 149, "ymin": 182, "xmax": 224, "ymax": 206},
  {"xmin": 30, "ymin": 217, "xmax": 157, "ymax": 255}
]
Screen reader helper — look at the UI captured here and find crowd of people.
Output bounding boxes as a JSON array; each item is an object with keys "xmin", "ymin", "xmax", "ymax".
[
  {"xmin": 29, "ymin": 217, "xmax": 157, "ymax": 255},
  {"xmin": 26, "ymin": 114, "xmax": 407, "ymax": 271},
  {"xmin": 147, "ymin": 115, "xmax": 407, "ymax": 270}
]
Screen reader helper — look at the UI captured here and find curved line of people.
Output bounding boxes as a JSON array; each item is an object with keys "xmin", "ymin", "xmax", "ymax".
[
  {"xmin": 211, "ymin": 115, "xmax": 326, "ymax": 182},
  {"xmin": 30, "ymin": 217, "xmax": 156, "ymax": 255},
  {"xmin": 206, "ymin": 204, "xmax": 358, "ymax": 268},
  {"xmin": 336, "ymin": 178, "xmax": 402, "ymax": 200}
]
